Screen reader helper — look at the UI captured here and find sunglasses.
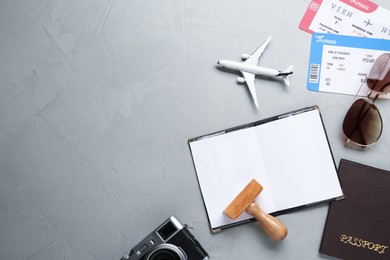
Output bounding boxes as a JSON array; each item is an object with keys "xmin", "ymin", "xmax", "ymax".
[{"xmin": 342, "ymin": 53, "xmax": 390, "ymax": 147}]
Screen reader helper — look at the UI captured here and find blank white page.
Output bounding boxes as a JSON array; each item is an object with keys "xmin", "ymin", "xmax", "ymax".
[{"xmin": 189, "ymin": 106, "xmax": 343, "ymax": 232}]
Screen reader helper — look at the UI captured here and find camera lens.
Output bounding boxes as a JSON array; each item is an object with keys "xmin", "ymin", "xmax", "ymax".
[
  {"xmin": 146, "ymin": 244, "xmax": 187, "ymax": 260},
  {"xmin": 148, "ymin": 249, "xmax": 181, "ymax": 260}
]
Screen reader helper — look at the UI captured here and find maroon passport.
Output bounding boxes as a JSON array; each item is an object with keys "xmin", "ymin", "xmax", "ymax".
[{"xmin": 320, "ymin": 159, "xmax": 390, "ymax": 260}]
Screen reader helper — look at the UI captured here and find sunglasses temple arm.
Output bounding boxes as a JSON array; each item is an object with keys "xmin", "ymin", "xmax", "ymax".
[{"xmin": 355, "ymin": 77, "xmax": 367, "ymax": 98}]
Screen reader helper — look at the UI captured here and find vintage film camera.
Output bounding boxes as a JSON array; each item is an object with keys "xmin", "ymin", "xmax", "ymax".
[{"xmin": 121, "ymin": 216, "xmax": 209, "ymax": 260}]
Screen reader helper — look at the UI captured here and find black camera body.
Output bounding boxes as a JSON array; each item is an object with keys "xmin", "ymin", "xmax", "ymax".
[{"xmin": 121, "ymin": 216, "xmax": 209, "ymax": 260}]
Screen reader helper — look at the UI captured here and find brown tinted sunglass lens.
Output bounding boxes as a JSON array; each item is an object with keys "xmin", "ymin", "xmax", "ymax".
[
  {"xmin": 342, "ymin": 99, "xmax": 383, "ymax": 146},
  {"xmin": 367, "ymin": 53, "xmax": 390, "ymax": 93}
]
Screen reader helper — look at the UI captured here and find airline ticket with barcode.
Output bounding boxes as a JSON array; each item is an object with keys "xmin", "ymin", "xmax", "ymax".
[
  {"xmin": 307, "ymin": 33, "xmax": 390, "ymax": 96},
  {"xmin": 299, "ymin": 0, "xmax": 390, "ymax": 39}
]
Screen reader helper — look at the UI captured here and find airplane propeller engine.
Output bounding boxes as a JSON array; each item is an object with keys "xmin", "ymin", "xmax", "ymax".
[
  {"xmin": 241, "ymin": 53, "xmax": 250, "ymax": 60},
  {"xmin": 237, "ymin": 77, "xmax": 246, "ymax": 83}
]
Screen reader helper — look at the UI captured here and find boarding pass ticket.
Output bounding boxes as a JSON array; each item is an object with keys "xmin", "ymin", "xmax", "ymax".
[
  {"xmin": 307, "ymin": 33, "xmax": 390, "ymax": 96},
  {"xmin": 300, "ymin": 0, "xmax": 390, "ymax": 39}
]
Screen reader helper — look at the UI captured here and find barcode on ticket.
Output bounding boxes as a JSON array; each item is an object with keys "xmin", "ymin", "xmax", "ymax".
[{"xmin": 309, "ymin": 64, "xmax": 320, "ymax": 83}]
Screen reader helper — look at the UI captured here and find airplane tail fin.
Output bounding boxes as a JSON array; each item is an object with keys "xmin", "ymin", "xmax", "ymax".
[{"xmin": 281, "ymin": 65, "xmax": 294, "ymax": 86}]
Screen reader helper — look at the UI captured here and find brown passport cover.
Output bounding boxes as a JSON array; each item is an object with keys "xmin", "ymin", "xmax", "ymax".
[{"xmin": 320, "ymin": 159, "xmax": 390, "ymax": 260}]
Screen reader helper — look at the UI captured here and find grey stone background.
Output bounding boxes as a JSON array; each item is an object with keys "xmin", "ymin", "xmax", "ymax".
[{"xmin": 1, "ymin": 0, "xmax": 389, "ymax": 259}]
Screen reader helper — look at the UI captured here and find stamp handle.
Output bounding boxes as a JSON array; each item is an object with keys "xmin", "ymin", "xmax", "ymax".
[{"xmin": 245, "ymin": 201, "xmax": 288, "ymax": 241}]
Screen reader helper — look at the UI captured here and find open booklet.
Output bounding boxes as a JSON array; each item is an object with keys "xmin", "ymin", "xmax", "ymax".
[{"xmin": 188, "ymin": 106, "xmax": 344, "ymax": 232}]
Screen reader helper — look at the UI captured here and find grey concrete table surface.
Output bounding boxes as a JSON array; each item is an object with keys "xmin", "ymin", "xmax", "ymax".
[{"xmin": 1, "ymin": 0, "xmax": 389, "ymax": 259}]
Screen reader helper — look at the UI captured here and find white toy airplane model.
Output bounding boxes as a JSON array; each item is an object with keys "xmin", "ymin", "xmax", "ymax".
[{"xmin": 216, "ymin": 36, "xmax": 293, "ymax": 108}]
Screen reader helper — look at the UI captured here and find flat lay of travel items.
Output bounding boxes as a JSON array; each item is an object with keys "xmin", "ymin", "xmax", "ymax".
[{"xmin": 121, "ymin": 0, "xmax": 390, "ymax": 259}]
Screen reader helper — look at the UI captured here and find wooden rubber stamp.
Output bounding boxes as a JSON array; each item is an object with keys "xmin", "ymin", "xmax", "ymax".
[{"xmin": 224, "ymin": 179, "xmax": 288, "ymax": 241}]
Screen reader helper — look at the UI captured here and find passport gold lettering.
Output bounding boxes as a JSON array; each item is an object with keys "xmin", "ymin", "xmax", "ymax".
[{"xmin": 340, "ymin": 234, "xmax": 389, "ymax": 254}]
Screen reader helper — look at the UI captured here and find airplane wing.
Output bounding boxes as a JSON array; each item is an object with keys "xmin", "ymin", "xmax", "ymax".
[
  {"xmin": 244, "ymin": 36, "xmax": 272, "ymax": 66},
  {"xmin": 241, "ymin": 71, "xmax": 259, "ymax": 108}
]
